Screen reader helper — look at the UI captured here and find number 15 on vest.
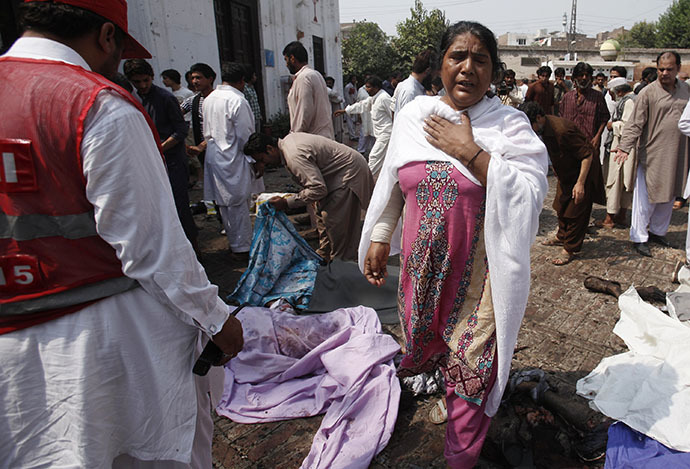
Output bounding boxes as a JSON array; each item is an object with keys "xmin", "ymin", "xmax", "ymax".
[{"xmin": 0, "ymin": 255, "xmax": 41, "ymax": 291}]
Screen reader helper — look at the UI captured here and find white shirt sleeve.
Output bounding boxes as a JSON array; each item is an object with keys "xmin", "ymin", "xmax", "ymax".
[
  {"xmin": 345, "ymin": 96, "xmax": 373, "ymax": 115},
  {"xmin": 81, "ymin": 90, "xmax": 230, "ymax": 335},
  {"xmin": 679, "ymin": 99, "xmax": 690, "ymax": 137}
]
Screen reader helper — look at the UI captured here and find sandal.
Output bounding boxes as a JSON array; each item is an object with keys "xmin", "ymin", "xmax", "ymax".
[
  {"xmin": 541, "ymin": 237, "xmax": 563, "ymax": 246},
  {"xmin": 429, "ymin": 397, "xmax": 447, "ymax": 425},
  {"xmin": 551, "ymin": 252, "xmax": 575, "ymax": 266},
  {"xmin": 593, "ymin": 219, "xmax": 614, "ymax": 229}
]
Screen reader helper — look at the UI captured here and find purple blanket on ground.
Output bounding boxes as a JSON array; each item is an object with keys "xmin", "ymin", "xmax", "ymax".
[
  {"xmin": 216, "ymin": 306, "xmax": 401, "ymax": 469},
  {"xmin": 605, "ymin": 422, "xmax": 690, "ymax": 468}
]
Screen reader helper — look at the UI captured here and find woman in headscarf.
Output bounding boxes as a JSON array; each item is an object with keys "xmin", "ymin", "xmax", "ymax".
[{"xmin": 359, "ymin": 21, "xmax": 549, "ymax": 467}]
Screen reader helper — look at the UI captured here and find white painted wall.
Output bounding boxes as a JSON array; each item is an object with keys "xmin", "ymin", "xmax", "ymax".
[
  {"xmin": 125, "ymin": 0, "xmax": 343, "ymax": 121},
  {"xmin": 126, "ymin": 0, "xmax": 221, "ymax": 89},
  {"xmin": 258, "ymin": 0, "xmax": 343, "ymax": 119}
]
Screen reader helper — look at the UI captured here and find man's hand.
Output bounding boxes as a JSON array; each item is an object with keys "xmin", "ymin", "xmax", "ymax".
[
  {"xmin": 186, "ymin": 145, "xmax": 202, "ymax": 157},
  {"xmin": 269, "ymin": 195, "xmax": 288, "ymax": 211},
  {"xmin": 591, "ymin": 135, "xmax": 601, "ymax": 149},
  {"xmin": 364, "ymin": 242, "xmax": 390, "ymax": 287},
  {"xmin": 613, "ymin": 148, "xmax": 629, "ymax": 164},
  {"xmin": 212, "ymin": 314, "xmax": 244, "ymax": 365},
  {"xmin": 572, "ymin": 182, "xmax": 585, "ymax": 204},
  {"xmin": 333, "ymin": 109, "xmax": 346, "ymax": 117}
]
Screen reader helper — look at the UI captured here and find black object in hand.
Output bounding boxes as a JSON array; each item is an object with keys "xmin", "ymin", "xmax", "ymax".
[{"xmin": 192, "ymin": 303, "xmax": 248, "ymax": 376}]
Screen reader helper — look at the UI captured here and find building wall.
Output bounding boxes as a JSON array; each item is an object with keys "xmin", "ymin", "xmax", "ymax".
[
  {"xmin": 500, "ymin": 45, "xmax": 690, "ymax": 80},
  {"xmin": 126, "ymin": 0, "xmax": 221, "ymax": 88},
  {"xmin": 258, "ymin": 0, "xmax": 343, "ymax": 120},
  {"xmin": 125, "ymin": 0, "xmax": 342, "ymax": 121}
]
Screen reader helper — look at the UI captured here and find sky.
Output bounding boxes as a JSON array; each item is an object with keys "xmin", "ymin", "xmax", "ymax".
[{"xmin": 339, "ymin": 0, "xmax": 674, "ymax": 38}]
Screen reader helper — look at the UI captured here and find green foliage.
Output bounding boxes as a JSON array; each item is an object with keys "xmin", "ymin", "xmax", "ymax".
[
  {"xmin": 391, "ymin": 0, "xmax": 448, "ymax": 74},
  {"xmin": 341, "ymin": 21, "xmax": 395, "ymax": 81},
  {"xmin": 619, "ymin": 21, "xmax": 657, "ymax": 48},
  {"xmin": 655, "ymin": 0, "xmax": 690, "ymax": 48}
]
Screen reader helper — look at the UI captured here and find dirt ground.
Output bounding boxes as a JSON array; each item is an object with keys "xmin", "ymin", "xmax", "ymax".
[{"xmin": 190, "ymin": 156, "xmax": 685, "ymax": 468}]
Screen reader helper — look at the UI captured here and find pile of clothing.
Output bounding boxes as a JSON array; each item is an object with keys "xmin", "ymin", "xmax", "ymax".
[
  {"xmin": 577, "ymin": 286, "xmax": 690, "ymax": 465},
  {"xmin": 216, "ymin": 305, "xmax": 400, "ymax": 468}
]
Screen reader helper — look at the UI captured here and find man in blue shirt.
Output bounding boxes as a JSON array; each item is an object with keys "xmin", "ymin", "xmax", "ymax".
[{"xmin": 124, "ymin": 58, "xmax": 198, "ymax": 254}]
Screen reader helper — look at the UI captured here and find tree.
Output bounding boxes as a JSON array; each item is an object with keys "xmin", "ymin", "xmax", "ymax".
[
  {"xmin": 655, "ymin": 0, "xmax": 690, "ymax": 48},
  {"xmin": 619, "ymin": 21, "xmax": 657, "ymax": 48},
  {"xmin": 341, "ymin": 21, "xmax": 395, "ymax": 82},
  {"xmin": 391, "ymin": 0, "xmax": 448, "ymax": 74}
]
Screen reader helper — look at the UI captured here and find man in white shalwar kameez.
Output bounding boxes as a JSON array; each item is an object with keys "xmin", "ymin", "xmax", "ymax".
[
  {"xmin": 390, "ymin": 48, "xmax": 436, "ymax": 118},
  {"xmin": 0, "ymin": 1, "xmax": 244, "ymax": 468},
  {"xmin": 203, "ymin": 62, "xmax": 259, "ymax": 256},
  {"xmin": 356, "ymin": 82, "xmax": 376, "ymax": 156},
  {"xmin": 336, "ymin": 75, "xmax": 393, "ymax": 178}
]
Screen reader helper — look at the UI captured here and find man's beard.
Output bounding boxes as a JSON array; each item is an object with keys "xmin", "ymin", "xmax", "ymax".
[{"xmin": 576, "ymin": 78, "xmax": 592, "ymax": 90}]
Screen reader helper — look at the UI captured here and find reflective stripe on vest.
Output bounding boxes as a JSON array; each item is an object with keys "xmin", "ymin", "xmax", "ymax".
[
  {"xmin": 0, "ymin": 211, "xmax": 97, "ymax": 241},
  {"xmin": 0, "ymin": 276, "xmax": 139, "ymax": 316}
]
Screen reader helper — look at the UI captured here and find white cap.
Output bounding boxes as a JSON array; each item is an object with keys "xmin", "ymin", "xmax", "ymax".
[{"xmin": 607, "ymin": 77, "xmax": 628, "ymax": 90}]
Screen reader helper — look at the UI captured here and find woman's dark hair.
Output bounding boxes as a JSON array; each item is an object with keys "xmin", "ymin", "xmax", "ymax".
[
  {"xmin": 161, "ymin": 69, "xmax": 181, "ymax": 84},
  {"xmin": 123, "ymin": 59, "xmax": 153, "ymax": 78},
  {"xmin": 440, "ymin": 21, "xmax": 504, "ymax": 84},
  {"xmin": 244, "ymin": 133, "xmax": 278, "ymax": 156},
  {"xmin": 19, "ymin": 2, "xmax": 124, "ymax": 43},
  {"xmin": 519, "ymin": 101, "xmax": 545, "ymax": 125},
  {"xmin": 282, "ymin": 41, "xmax": 308, "ymax": 63},
  {"xmin": 572, "ymin": 62, "xmax": 594, "ymax": 79},
  {"xmin": 189, "ymin": 63, "xmax": 216, "ymax": 81}
]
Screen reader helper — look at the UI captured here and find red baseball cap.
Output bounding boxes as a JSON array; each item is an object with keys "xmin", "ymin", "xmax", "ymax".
[{"xmin": 25, "ymin": 0, "xmax": 151, "ymax": 58}]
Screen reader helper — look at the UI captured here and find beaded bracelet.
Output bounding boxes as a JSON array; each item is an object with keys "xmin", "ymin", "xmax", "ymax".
[{"xmin": 467, "ymin": 148, "xmax": 483, "ymax": 169}]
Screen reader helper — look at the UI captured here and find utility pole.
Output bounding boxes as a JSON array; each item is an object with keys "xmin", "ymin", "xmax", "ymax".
[{"xmin": 567, "ymin": 0, "xmax": 577, "ymax": 57}]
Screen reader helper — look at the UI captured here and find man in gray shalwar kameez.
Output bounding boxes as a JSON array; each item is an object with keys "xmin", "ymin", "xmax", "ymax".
[{"xmin": 614, "ymin": 51, "xmax": 690, "ymax": 257}]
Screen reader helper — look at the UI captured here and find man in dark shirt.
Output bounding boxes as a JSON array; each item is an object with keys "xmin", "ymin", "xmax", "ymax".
[
  {"xmin": 525, "ymin": 65, "xmax": 555, "ymax": 114},
  {"xmin": 124, "ymin": 58, "xmax": 198, "ymax": 253},
  {"xmin": 559, "ymin": 62, "xmax": 610, "ymax": 157},
  {"xmin": 521, "ymin": 102, "xmax": 605, "ymax": 265}
]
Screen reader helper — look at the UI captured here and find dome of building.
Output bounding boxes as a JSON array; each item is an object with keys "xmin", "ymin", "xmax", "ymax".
[{"xmin": 600, "ymin": 39, "xmax": 621, "ymax": 61}]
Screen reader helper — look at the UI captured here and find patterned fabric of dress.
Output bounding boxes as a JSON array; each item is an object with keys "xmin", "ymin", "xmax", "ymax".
[
  {"xmin": 397, "ymin": 160, "xmax": 496, "ymax": 404},
  {"xmin": 228, "ymin": 203, "xmax": 322, "ymax": 309}
]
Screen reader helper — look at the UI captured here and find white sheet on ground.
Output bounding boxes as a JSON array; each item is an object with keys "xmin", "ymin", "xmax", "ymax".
[
  {"xmin": 576, "ymin": 287, "xmax": 690, "ymax": 451},
  {"xmin": 216, "ymin": 305, "xmax": 401, "ymax": 469}
]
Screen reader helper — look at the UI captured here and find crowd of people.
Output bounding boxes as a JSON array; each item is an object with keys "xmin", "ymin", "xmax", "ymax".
[
  {"xmin": 3, "ymin": 0, "xmax": 690, "ymax": 468},
  {"xmin": 519, "ymin": 55, "xmax": 690, "ymax": 267}
]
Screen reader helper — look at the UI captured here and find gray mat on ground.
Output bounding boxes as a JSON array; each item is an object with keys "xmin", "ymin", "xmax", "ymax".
[{"xmin": 308, "ymin": 260, "xmax": 399, "ymax": 324}]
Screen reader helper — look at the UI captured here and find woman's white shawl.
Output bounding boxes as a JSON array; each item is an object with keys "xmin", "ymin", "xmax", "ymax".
[{"xmin": 358, "ymin": 95, "xmax": 549, "ymax": 416}]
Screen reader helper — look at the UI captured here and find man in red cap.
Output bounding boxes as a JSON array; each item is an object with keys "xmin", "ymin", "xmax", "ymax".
[{"xmin": 0, "ymin": 1, "xmax": 243, "ymax": 467}]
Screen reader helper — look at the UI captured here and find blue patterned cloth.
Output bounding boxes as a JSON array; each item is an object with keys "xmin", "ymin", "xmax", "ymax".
[{"xmin": 228, "ymin": 203, "xmax": 322, "ymax": 309}]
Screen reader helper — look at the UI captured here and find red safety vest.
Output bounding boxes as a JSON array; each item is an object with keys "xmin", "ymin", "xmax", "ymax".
[{"xmin": 0, "ymin": 57, "xmax": 162, "ymax": 334}]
